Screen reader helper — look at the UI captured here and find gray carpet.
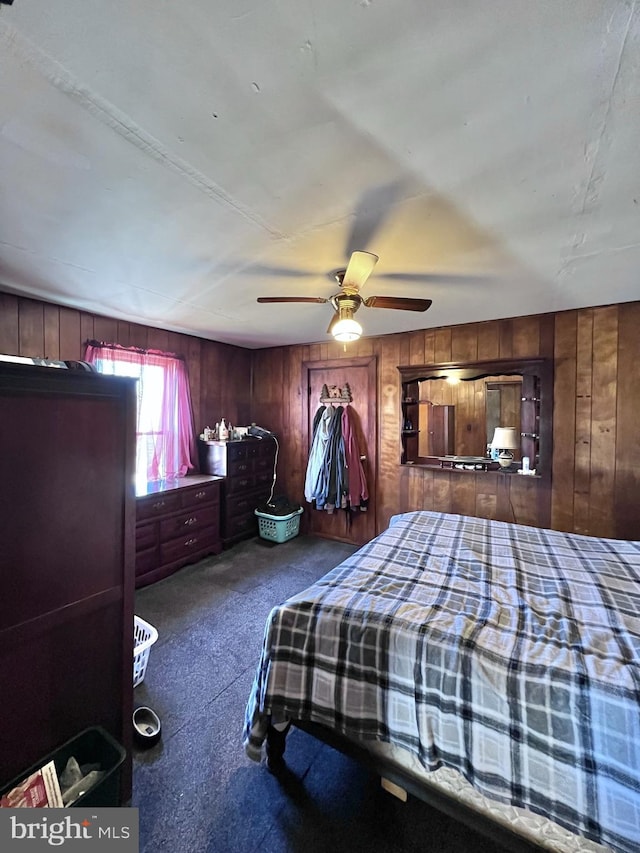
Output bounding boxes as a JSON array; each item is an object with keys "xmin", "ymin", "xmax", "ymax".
[{"xmin": 132, "ymin": 534, "xmax": 508, "ymax": 853}]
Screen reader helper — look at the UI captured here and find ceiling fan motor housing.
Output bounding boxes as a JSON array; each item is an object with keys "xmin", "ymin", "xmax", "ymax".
[{"xmin": 334, "ymin": 294, "xmax": 362, "ymax": 317}]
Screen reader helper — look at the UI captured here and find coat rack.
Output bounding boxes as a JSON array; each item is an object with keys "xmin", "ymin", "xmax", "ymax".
[{"xmin": 319, "ymin": 383, "xmax": 353, "ymax": 405}]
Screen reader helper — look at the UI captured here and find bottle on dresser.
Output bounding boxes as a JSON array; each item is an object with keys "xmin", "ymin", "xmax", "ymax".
[{"xmin": 219, "ymin": 418, "xmax": 229, "ymax": 441}]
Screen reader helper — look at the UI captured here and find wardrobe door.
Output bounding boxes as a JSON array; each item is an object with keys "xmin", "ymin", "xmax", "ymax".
[{"xmin": 0, "ymin": 364, "xmax": 136, "ymax": 802}]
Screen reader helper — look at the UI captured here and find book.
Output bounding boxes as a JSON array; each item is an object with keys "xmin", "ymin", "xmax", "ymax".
[{"xmin": 0, "ymin": 760, "xmax": 63, "ymax": 808}]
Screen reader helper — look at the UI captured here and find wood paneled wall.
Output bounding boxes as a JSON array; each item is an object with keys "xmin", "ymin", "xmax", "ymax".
[
  {"xmin": 3, "ymin": 289, "xmax": 638, "ymax": 540},
  {"xmin": 251, "ymin": 303, "xmax": 640, "ymax": 541},
  {"xmin": 0, "ymin": 292, "xmax": 253, "ymax": 459}
]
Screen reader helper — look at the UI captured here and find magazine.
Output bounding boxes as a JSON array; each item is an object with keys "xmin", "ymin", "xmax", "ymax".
[{"xmin": 0, "ymin": 760, "xmax": 63, "ymax": 808}]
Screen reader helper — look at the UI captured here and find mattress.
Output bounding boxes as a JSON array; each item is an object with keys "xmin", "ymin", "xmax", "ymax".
[
  {"xmin": 245, "ymin": 510, "xmax": 640, "ymax": 852},
  {"xmin": 365, "ymin": 739, "xmax": 611, "ymax": 852}
]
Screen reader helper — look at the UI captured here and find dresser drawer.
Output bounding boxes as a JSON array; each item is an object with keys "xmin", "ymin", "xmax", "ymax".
[
  {"xmin": 254, "ymin": 470, "xmax": 275, "ymax": 489},
  {"xmin": 225, "ymin": 510, "xmax": 258, "ymax": 539},
  {"xmin": 160, "ymin": 527, "xmax": 220, "ymax": 566},
  {"xmin": 228, "ymin": 458, "xmax": 252, "ymax": 478},
  {"xmin": 136, "ymin": 521, "xmax": 157, "ymax": 551},
  {"xmin": 226, "ymin": 492, "xmax": 257, "ymax": 517},
  {"xmin": 253, "ymin": 454, "xmax": 274, "ymax": 473},
  {"xmin": 180, "ymin": 482, "xmax": 220, "ymax": 509},
  {"xmin": 160, "ymin": 505, "xmax": 218, "ymax": 541},
  {"xmin": 226, "ymin": 442, "xmax": 248, "ymax": 463},
  {"xmin": 224, "ymin": 473, "xmax": 255, "ymax": 495},
  {"xmin": 137, "ymin": 492, "xmax": 181, "ymax": 520}
]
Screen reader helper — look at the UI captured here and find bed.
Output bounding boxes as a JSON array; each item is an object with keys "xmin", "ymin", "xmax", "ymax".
[{"xmin": 244, "ymin": 510, "xmax": 640, "ymax": 853}]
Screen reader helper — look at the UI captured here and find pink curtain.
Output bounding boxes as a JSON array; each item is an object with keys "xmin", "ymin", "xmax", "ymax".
[{"xmin": 85, "ymin": 342, "xmax": 196, "ymax": 481}]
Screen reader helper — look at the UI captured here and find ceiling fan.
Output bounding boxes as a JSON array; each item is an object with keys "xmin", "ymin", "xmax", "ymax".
[{"xmin": 257, "ymin": 251, "xmax": 432, "ymax": 341}]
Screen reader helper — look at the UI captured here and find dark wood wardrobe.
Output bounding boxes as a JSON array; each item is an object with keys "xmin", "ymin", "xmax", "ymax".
[{"xmin": 0, "ymin": 362, "xmax": 136, "ymax": 802}]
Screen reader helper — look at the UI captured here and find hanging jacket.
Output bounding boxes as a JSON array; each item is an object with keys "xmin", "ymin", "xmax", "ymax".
[
  {"xmin": 304, "ymin": 406, "xmax": 334, "ymax": 503},
  {"xmin": 317, "ymin": 405, "xmax": 345, "ymax": 512},
  {"xmin": 341, "ymin": 406, "xmax": 369, "ymax": 510}
]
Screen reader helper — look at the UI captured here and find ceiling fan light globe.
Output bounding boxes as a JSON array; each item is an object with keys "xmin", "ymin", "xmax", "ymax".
[{"xmin": 332, "ymin": 317, "xmax": 362, "ymax": 342}]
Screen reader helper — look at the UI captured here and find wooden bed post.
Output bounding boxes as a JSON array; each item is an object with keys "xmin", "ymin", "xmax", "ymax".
[{"xmin": 265, "ymin": 723, "xmax": 290, "ymax": 773}]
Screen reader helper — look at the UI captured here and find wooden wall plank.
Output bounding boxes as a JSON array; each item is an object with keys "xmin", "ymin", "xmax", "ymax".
[
  {"xmin": 512, "ymin": 316, "xmax": 540, "ymax": 357},
  {"xmin": 18, "ymin": 299, "xmax": 45, "ymax": 358},
  {"xmin": 499, "ymin": 320, "xmax": 513, "ymax": 358},
  {"xmin": 450, "ymin": 475, "xmax": 476, "ymax": 516},
  {"xmin": 551, "ymin": 311, "xmax": 577, "ymax": 531},
  {"xmin": 186, "ymin": 336, "xmax": 202, "ymax": 440},
  {"xmin": 128, "ymin": 324, "xmax": 149, "ymax": 349},
  {"xmin": 451, "ymin": 325, "xmax": 478, "ymax": 362},
  {"xmin": 408, "ymin": 331, "xmax": 424, "ymax": 365},
  {"xmin": 0, "ymin": 293, "xmax": 19, "ymax": 355},
  {"xmin": 398, "ymin": 331, "xmax": 410, "ymax": 367},
  {"xmin": 614, "ymin": 301, "xmax": 640, "ymax": 539},
  {"xmin": 573, "ymin": 310, "xmax": 594, "ymax": 534},
  {"xmin": 509, "ymin": 476, "xmax": 539, "ymax": 527},
  {"xmin": 477, "ymin": 322, "xmax": 500, "ymax": 361},
  {"xmin": 432, "ymin": 471, "xmax": 452, "ymax": 512},
  {"xmin": 476, "ymin": 475, "xmax": 498, "ymax": 520},
  {"xmin": 588, "ymin": 307, "xmax": 618, "ymax": 536},
  {"xmin": 434, "ymin": 328, "xmax": 452, "ymax": 362},
  {"xmin": 422, "ymin": 470, "xmax": 434, "ymax": 510},
  {"xmin": 378, "ymin": 335, "xmax": 402, "ymax": 531},
  {"xmin": 423, "ymin": 330, "xmax": 436, "ymax": 364},
  {"xmin": 94, "ymin": 316, "xmax": 119, "ymax": 345},
  {"xmin": 43, "ymin": 304, "xmax": 60, "ymax": 360},
  {"xmin": 18, "ymin": 299, "xmax": 44, "ymax": 357},
  {"xmin": 146, "ymin": 327, "xmax": 170, "ymax": 353},
  {"xmin": 59, "ymin": 308, "xmax": 81, "ymax": 361},
  {"xmin": 80, "ymin": 313, "xmax": 95, "ymax": 348},
  {"xmin": 116, "ymin": 321, "xmax": 131, "ymax": 349}
]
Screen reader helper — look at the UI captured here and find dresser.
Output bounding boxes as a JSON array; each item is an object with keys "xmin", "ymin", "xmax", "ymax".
[
  {"xmin": 135, "ymin": 475, "xmax": 223, "ymax": 588},
  {"xmin": 198, "ymin": 437, "xmax": 277, "ymax": 547}
]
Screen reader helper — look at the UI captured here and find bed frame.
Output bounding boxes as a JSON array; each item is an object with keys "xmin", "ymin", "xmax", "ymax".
[{"xmin": 267, "ymin": 721, "xmax": 546, "ymax": 853}]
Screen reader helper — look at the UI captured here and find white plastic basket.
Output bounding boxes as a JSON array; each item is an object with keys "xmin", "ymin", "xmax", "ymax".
[{"xmin": 133, "ymin": 615, "xmax": 158, "ymax": 687}]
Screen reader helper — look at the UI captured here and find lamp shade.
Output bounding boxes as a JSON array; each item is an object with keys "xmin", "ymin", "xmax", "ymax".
[
  {"xmin": 490, "ymin": 426, "xmax": 519, "ymax": 450},
  {"xmin": 332, "ymin": 316, "xmax": 362, "ymax": 342}
]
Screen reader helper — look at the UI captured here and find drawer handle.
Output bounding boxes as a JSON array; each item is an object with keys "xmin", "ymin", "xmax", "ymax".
[
  {"xmin": 236, "ymin": 501, "xmax": 249, "ymax": 510},
  {"xmin": 153, "ymin": 500, "xmax": 165, "ymax": 510},
  {"xmin": 184, "ymin": 517, "xmax": 198, "ymax": 526},
  {"xmin": 184, "ymin": 537, "xmax": 198, "ymax": 547},
  {"xmin": 239, "ymin": 479, "xmax": 249, "ymax": 488},
  {"xmin": 194, "ymin": 490, "xmax": 207, "ymax": 499}
]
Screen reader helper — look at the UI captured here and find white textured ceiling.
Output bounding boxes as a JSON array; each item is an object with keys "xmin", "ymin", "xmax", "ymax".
[{"xmin": 0, "ymin": 1, "xmax": 638, "ymax": 348}]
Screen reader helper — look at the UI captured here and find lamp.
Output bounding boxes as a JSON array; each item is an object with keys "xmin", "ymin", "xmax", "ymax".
[
  {"xmin": 490, "ymin": 426, "xmax": 519, "ymax": 469},
  {"xmin": 332, "ymin": 308, "xmax": 362, "ymax": 342}
]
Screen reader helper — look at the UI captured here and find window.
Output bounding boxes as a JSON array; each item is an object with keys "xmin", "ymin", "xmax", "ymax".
[{"xmin": 85, "ymin": 341, "xmax": 196, "ymax": 487}]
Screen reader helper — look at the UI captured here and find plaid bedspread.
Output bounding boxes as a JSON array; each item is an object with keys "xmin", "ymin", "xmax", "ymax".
[{"xmin": 244, "ymin": 511, "xmax": 640, "ymax": 852}]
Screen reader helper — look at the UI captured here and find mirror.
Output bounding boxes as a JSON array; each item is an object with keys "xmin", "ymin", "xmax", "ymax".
[
  {"xmin": 417, "ymin": 375, "xmax": 522, "ymax": 459},
  {"xmin": 398, "ymin": 358, "xmax": 552, "ymax": 477}
]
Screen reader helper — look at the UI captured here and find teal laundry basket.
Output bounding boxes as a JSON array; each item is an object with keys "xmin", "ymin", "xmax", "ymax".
[{"xmin": 255, "ymin": 507, "xmax": 303, "ymax": 543}]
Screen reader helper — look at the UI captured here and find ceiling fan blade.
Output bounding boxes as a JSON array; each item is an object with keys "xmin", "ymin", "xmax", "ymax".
[
  {"xmin": 257, "ymin": 296, "xmax": 328, "ymax": 304},
  {"xmin": 241, "ymin": 263, "xmax": 316, "ymax": 278},
  {"xmin": 363, "ymin": 296, "xmax": 432, "ymax": 312},
  {"xmin": 344, "ymin": 180, "xmax": 409, "ymax": 257},
  {"xmin": 326, "ymin": 312, "xmax": 340, "ymax": 334},
  {"xmin": 377, "ymin": 272, "xmax": 485, "ymax": 284},
  {"xmin": 342, "ymin": 251, "xmax": 379, "ymax": 291}
]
